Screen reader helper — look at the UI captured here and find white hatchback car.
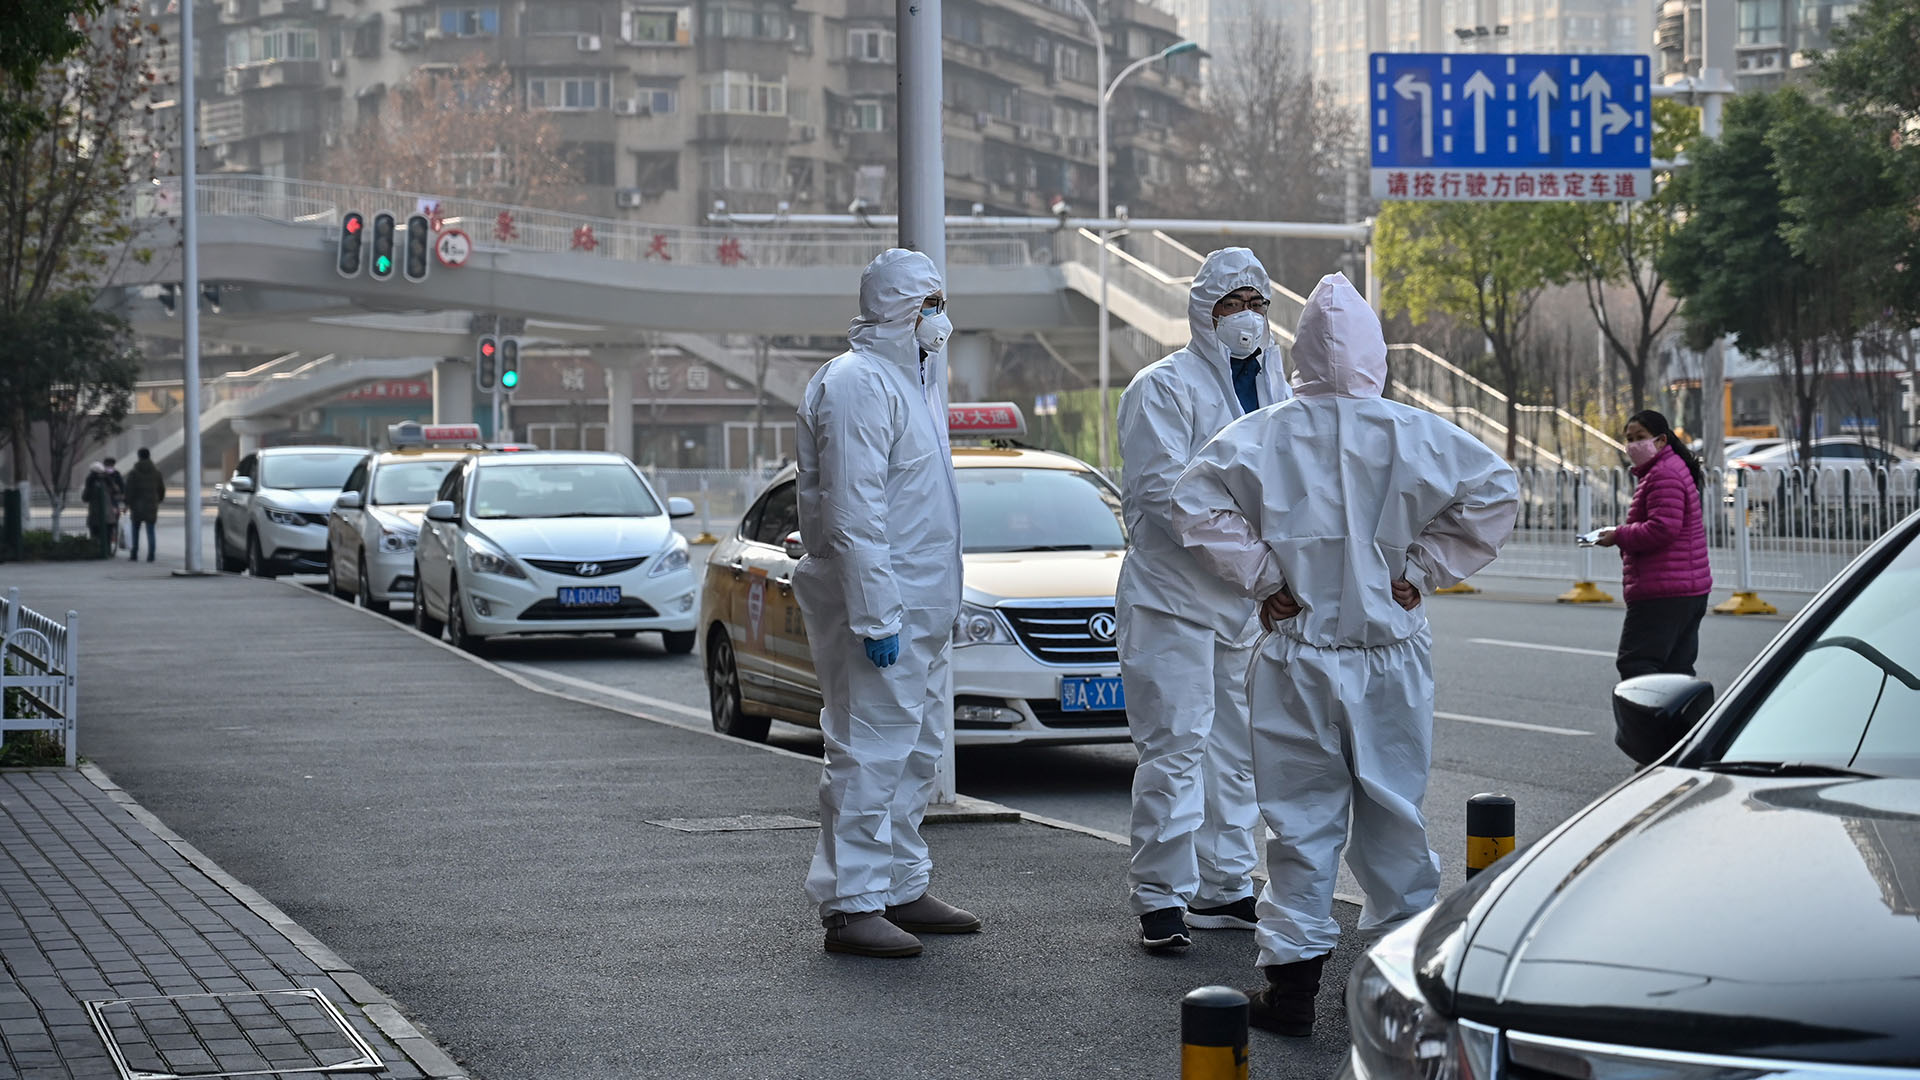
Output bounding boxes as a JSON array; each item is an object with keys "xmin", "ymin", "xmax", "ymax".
[
  {"xmin": 411, "ymin": 451, "xmax": 700, "ymax": 652},
  {"xmin": 216, "ymin": 445, "xmax": 369, "ymax": 578}
]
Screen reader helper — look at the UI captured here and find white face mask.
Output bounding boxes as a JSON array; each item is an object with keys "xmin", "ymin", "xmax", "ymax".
[
  {"xmin": 1216, "ymin": 309, "xmax": 1266, "ymax": 359},
  {"xmin": 915, "ymin": 310, "xmax": 952, "ymax": 352}
]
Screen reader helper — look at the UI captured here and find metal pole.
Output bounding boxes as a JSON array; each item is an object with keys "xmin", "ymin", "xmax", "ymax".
[
  {"xmin": 179, "ymin": 0, "xmax": 205, "ymax": 574},
  {"xmin": 1095, "ymin": 32, "xmax": 1110, "ymax": 475},
  {"xmin": 491, "ymin": 385, "xmax": 503, "ymax": 441}
]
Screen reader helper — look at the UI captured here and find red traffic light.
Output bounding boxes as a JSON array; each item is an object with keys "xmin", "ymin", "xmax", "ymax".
[
  {"xmin": 345, "ymin": 215, "xmax": 362, "ymax": 234},
  {"xmin": 480, "ymin": 341, "xmax": 496, "ymax": 357}
]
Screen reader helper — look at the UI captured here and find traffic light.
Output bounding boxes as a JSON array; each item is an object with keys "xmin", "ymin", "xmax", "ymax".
[
  {"xmin": 475, "ymin": 335, "xmax": 499, "ymax": 393},
  {"xmin": 403, "ymin": 214, "xmax": 431, "ymax": 282},
  {"xmin": 369, "ymin": 211, "xmax": 397, "ymax": 280},
  {"xmin": 337, "ymin": 212, "xmax": 365, "ymax": 277},
  {"xmin": 498, "ymin": 336, "xmax": 520, "ymax": 393}
]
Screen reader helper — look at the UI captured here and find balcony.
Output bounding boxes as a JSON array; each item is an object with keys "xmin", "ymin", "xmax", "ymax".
[
  {"xmin": 506, "ymin": 33, "xmax": 619, "ymax": 68},
  {"xmin": 254, "ymin": 59, "xmax": 324, "ymax": 89},
  {"xmin": 696, "ymin": 113, "xmax": 790, "ymax": 143},
  {"xmin": 697, "ymin": 37, "xmax": 796, "ymax": 71}
]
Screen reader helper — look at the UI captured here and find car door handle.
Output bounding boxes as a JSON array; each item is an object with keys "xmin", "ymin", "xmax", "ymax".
[
  {"xmin": 728, "ymin": 560, "xmax": 745, "ymax": 579},
  {"xmin": 774, "ymin": 576, "xmax": 792, "ymax": 594}
]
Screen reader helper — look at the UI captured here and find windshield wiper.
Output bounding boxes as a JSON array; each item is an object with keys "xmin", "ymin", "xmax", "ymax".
[{"xmin": 1699, "ymin": 761, "xmax": 1879, "ymax": 778}]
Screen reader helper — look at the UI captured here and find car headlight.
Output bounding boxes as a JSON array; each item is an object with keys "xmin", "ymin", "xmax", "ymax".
[
  {"xmin": 378, "ymin": 528, "xmax": 417, "ymax": 554},
  {"xmin": 464, "ymin": 534, "xmax": 526, "ymax": 579},
  {"xmin": 953, "ymin": 602, "xmax": 1014, "ymax": 646},
  {"xmin": 261, "ymin": 505, "xmax": 306, "ymax": 527},
  {"xmin": 1347, "ymin": 909, "xmax": 1490, "ymax": 1080},
  {"xmin": 648, "ymin": 537, "xmax": 691, "ymax": 577}
]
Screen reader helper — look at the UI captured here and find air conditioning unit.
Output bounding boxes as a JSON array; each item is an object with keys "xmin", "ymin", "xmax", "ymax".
[
  {"xmin": 323, "ymin": 130, "xmax": 339, "ymax": 147},
  {"xmin": 329, "ymin": 57, "xmax": 345, "ymax": 76},
  {"xmin": 796, "ymin": 124, "xmax": 817, "ymax": 141},
  {"xmin": 1013, "ymin": 124, "xmax": 1030, "ymax": 140},
  {"xmin": 212, "ymin": 142, "xmax": 231, "ymax": 160},
  {"xmin": 613, "ymin": 97, "xmax": 640, "ymax": 115},
  {"xmin": 973, "ymin": 111, "xmax": 990, "ymax": 130},
  {"xmin": 423, "ymin": 28, "xmax": 446, "ymax": 41},
  {"xmin": 615, "ymin": 188, "xmax": 646, "ymax": 208},
  {"xmin": 390, "ymin": 35, "xmax": 421, "ymax": 51},
  {"xmin": 223, "ymin": 69, "xmax": 243, "ymax": 94},
  {"xmin": 577, "ymin": 34, "xmax": 603, "ymax": 51},
  {"xmin": 222, "ymin": 0, "xmax": 243, "ymax": 19}
]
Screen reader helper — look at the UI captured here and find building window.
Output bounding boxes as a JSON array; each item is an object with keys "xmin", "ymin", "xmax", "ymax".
[
  {"xmin": 701, "ymin": 149, "xmax": 784, "ymax": 192},
  {"xmin": 572, "ymin": 142, "xmax": 616, "ymax": 186},
  {"xmin": 849, "ymin": 100, "xmax": 885, "ymax": 131},
  {"xmin": 623, "ymin": 7, "xmax": 690, "ymax": 44},
  {"xmin": 1737, "ymin": 0, "xmax": 1781, "ymax": 44},
  {"xmin": 637, "ymin": 87, "xmax": 677, "ymax": 114},
  {"xmin": 525, "ymin": 4, "xmax": 600, "ymax": 35},
  {"xmin": 527, "ymin": 77, "xmax": 612, "ymax": 111},
  {"xmin": 703, "ymin": 5, "xmax": 787, "ymax": 40},
  {"xmin": 633, "ymin": 151, "xmax": 679, "ymax": 192},
  {"xmin": 702, "ymin": 71, "xmax": 787, "ymax": 115},
  {"xmin": 440, "ymin": 149, "xmax": 511, "ymax": 189},
  {"xmin": 1056, "ymin": 45, "xmax": 1089, "ymax": 83},
  {"xmin": 228, "ymin": 25, "xmax": 319, "ymax": 66},
  {"xmin": 439, "ymin": 6, "xmax": 499, "ymax": 36},
  {"xmin": 848, "ymin": 28, "xmax": 895, "ymax": 62}
]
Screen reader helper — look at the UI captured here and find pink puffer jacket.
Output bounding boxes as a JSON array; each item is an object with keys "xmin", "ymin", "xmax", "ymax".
[{"xmin": 1613, "ymin": 444, "xmax": 1712, "ymax": 603}]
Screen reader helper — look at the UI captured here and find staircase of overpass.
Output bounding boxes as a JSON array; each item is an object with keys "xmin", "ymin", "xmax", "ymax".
[{"xmin": 120, "ymin": 176, "xmax": 1621, "ymax": 470}]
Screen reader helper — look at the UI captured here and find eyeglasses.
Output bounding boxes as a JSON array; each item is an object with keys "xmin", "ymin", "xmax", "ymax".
[
  {"xmin": 1216, "ymin": 296, "xmax": 1270, "ymax": 315},
  {"xmin": 921, "ymin": 295, "xmax": 946, "ymax": 314}
]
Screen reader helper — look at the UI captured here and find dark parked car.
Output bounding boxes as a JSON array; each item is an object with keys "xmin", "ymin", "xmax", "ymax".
[{"xmin": 1342, "ymin": 509, "xmax": 1920, "ymax": 1079}]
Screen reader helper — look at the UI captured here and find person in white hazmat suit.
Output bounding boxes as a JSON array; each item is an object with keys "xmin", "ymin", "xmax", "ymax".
[
  {"xmin": 1171, "ymin": 272, "xmax": 1518, "ymax": 1034},
  {"xmin": 791, "ymin": 248, "xmax": 982, "ymax": 958},
  {"xmin": 1115, "ymin": 247, "xmax": 1291, "ymax": 951}
]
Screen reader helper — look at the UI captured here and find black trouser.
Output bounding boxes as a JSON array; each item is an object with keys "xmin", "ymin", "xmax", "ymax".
[{"xmin": 1616, "ymin": 593, "xmax": 1709, "ymax": 681}]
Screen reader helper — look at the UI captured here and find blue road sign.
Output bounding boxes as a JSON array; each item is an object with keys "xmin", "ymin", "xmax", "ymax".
[{"xmin": 1370, "ymin": 52, "xmax": 1652, "ymax": 201}]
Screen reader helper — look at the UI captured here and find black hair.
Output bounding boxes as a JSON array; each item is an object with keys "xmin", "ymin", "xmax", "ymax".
[
  {"xmin": 137, "ymin": 447, "xmax": 152, "ymax": 460},
  {"xmin": 1627, "ymin": 409, "xmax": 1703, "ymax": 491}
]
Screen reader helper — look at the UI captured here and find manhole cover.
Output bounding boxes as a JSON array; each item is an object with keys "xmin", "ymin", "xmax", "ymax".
[
  {"xmin": 646, "ymin": 814, "xmax": 818, "ymax": 832},
  {"xmin": 84, "ymin": 988, "xmax": 381, "ymax": 1080}
]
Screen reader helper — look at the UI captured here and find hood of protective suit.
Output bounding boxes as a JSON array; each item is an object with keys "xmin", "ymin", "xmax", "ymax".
[
  {"xmin": 848, "ymin": 248, "xmax": 942, "ymax": 370},
  {"xmin": 1186, "ymin": 247, "xmax": 1274, "ymax": 371},
  {"xmin": 1289, "ymin": 273, "xmax": 1386, "ymax": 399}
]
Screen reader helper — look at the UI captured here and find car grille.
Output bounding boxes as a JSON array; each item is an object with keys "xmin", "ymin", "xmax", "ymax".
[
  {"xmin": 1025, "ymin": 700, "xmax": 1128, "ymax": 728},
  {"xmin": 523, "ymin": 556, "xmax": 649, "ymax": 577},
  {"xmin": 517, "ymin": 598, "xmax": 660, "ymax": 621},
  {"xmin": 298, "ymin": 511, "xmax": 328, "ymax": 526},
  {"xmin": 1001, "ymin": 604, "xmax": 1119, "ymax": 665}
]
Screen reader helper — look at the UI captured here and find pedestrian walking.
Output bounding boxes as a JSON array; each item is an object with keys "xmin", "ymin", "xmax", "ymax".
[
  {"xmin": 790, "ymin": 248, "xmax": 980, "ymax": 958},
  {"xmin": 1172, "ymin": 273, "xmax": 1519, "ymax": 1036},
  {"xmin": 1594, "ymin": 410, "xmax": 1713, "ymax": 681},
  {"xmin": 82, "ymin": 462, "xmax": 117, "ymax": 558},
  {"xmin": 124, "ymin": 447, "xmax": 166, "ymax": 562},
  {"xmin": 1115, "ymin": 247, "xmax": 1290, "ymax": 952}
]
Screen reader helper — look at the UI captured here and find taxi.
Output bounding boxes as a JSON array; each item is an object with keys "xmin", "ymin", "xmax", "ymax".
[
  {"xmin": 325, "ymin": 421, "xmax": 499, "ymax": 613},
  {"xmin": 699, "ymin": 403, "xmax": 1131, "ymax": 747}
]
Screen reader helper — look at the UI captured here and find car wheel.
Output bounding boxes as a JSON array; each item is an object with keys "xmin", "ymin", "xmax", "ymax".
[
  {"xmin": 662, "ymin": 629, "xmax": 697, "ymax": 655},
  {"xmin": 412, "ymin": 562, "xmax": 444, "ymax": 637},
  {"xmin": 356, "ymin": 553, "xmax": 389, "ymax": 615},
  {"xmin": 246, "ymin": 530, "xmax": 276, "ymax": 579},
  {"xmin": 216, "ymin": 525, "xmax": 243, "ymax": 573},
  {"xmin": 447, "ymin": 577, "xmax": 483, "ymax": 653},
  {"xmin": 326, "ymin": 548, "xmax": 348, "ymax": 599},
  {"xmin": 706, "ymin": 630, "xmax": 770, "ymax": 742}
]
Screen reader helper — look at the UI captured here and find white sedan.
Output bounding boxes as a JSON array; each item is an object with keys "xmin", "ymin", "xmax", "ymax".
[
  {"xmin": 326, "ymin": 449, "xmax": 472, "ymax": 613},
  {"xmin": 411, "ymin": 451, "xmax": 700, "ymax": 652}
]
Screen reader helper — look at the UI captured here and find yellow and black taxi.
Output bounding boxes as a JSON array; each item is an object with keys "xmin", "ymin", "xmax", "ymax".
[{"xmin": 699, "ymin": 403, "xmax": 1132, "ymax": 747}]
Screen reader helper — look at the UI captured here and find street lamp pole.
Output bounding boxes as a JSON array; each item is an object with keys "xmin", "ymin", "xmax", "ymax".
[{"xmin": 179, "ymin": 0, "xmax": 205, "ymax": 575}]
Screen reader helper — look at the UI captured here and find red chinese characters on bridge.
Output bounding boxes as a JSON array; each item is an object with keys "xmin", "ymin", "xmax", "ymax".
[
  {"xmin": 716, "ymin": 238, "xmax": 746, "ymax": 266},
  {"xmin": 494, "ymin": 211, "xmax": 518, "ymax": 243},
  {"xmin": 571, "ymin": 224, "xmax": 598, "ymax": 252},
  {"xmin": 646, "ymin": 234, "xmax": 672, "ymax": 260}
]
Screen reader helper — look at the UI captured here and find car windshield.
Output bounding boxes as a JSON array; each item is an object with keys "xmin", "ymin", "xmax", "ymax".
[
  {"xmin": 470, "ymin": 463, "xmax": 662, "ymax": 520},
  {"xmin": 372, "ymin": 460, "xmax": 457, "ymax": 506},
  {"xmin": 1717, "ymin": 527, "xmax": 1920, "ymax": 778},
  {"xmin": 956, "ymin": 467, "xmax": 1125, "ymax": 553},
  {"xmin": 260, "ymin": 453, "xmax": 362, "ymax": 491}
]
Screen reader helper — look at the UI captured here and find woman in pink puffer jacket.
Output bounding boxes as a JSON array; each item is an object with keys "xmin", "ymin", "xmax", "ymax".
[{"xmin": 1596, "ymin": 409, "xmax": 1712, "ymax": 680}]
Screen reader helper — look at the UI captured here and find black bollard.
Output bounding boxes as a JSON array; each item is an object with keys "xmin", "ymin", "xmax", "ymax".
[
  {"xmin": 1467, "ymin": 793, "xmax": 1515, "ymax": 878},
  {"xmin": 1181, "ymin": 986, "xmax": 1248, "ymax": 1080}
]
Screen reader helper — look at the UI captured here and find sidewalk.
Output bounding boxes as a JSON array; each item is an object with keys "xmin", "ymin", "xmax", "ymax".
[{"xmin": 0, "ymin": 563, "xmax": 1361, "ymax": 1080}]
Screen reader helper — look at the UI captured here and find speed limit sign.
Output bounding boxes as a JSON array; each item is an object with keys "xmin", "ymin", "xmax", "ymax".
[{"xmin": 434, "ymin": 229, "xmax": 472, "ymax": 268}]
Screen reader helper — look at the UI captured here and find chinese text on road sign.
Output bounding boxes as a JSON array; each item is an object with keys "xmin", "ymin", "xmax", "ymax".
[{"xmin": 1371, "ymin": 52, "xmax": 1651, "ymax": 202}]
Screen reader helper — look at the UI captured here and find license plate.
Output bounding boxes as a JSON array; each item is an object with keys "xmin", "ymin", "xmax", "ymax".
[
  {"xmin": 557, "ymin": 586, "xmax": 622, "ymax": 607},
  {"xmin": 1059, "ymin": 676, "xmax": 1125, "ymax": 712}
]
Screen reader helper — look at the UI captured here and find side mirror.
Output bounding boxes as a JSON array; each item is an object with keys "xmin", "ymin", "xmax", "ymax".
[
  {"xmin": 782, "ymin": 530, "xmax": 806, "ymax": 561},
  {"xmin": 334, "ymin": 491, "xmax": 363, "ymax": 510},
  {"xmin": 667, "ymin": 496, "xmax": 696, "ymax": 519},
  {"xmin": 228, "ymin": 476, "xmax": 255, "ymax": 494},
  {"xmin": 1611, "ymin": 675, "xmax": 1715, "ymax": 766},
  {"xmin": 425, "ymin": 500, "xmax": 459, "ymax": 523}
]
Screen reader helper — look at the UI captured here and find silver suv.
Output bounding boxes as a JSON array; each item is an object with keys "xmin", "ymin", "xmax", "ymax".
[{"xmin": 215, "ymin": 446, "xmax": 367, "ymax": 577}]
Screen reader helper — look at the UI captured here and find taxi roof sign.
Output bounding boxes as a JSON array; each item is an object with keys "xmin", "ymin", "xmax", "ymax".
[
  {"xmin": 387, "ymin": 421, "xmax": 484, "ymax": 448},
  {"xmin": 947, "ymin": 402, "xmax": 1027, "ymax": 439}
]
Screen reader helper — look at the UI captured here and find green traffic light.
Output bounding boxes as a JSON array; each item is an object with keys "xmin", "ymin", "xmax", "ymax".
[
  {"xmin": 375, "ymin": 255, "xmax": 392, "ymax": 273},
  {"xmin": 500, "ymin": 370, "xmax": 519, "ymax": 388}
]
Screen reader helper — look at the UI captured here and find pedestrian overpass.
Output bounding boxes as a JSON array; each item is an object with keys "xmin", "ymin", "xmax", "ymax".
[{"xmin": 112, "ymin": 176, "xmax": 1621, "ymax": 472}]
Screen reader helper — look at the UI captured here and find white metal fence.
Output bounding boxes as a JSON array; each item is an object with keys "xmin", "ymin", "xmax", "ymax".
[
  {"xmin": 1, "ymin": 587, "xmax": 80, "ymax": 767},
  {"xmin": 1499, "ymin": 465, "xmax": 1920, "ymax": 596}
]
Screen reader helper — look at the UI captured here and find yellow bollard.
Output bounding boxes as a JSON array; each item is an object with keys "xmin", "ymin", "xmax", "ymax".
[
  {"xmin": 1556, "ymin": 581, "xmax": 1614, "ymax": 603},
  {"xmin": 1467, "ymin": 793, "xmax": 1516, "ymax": 878},
  {"xmin": 1713, "ymin": 591, "xmax": 1777, "ymax": 615},
  {"xmin": 1181, "ymin": 987, "xmax": 1249, "ymax": 1080},
  {"xmin": 1433, "ymin": 581, "xmax": 1480, "ymax": 595}
]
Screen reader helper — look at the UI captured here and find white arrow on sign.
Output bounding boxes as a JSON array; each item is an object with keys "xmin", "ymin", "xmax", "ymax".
[
  {"xmin": 1528, "ymin": 71, "xmax": 1558, "ymax": 154},
  {"xmin": 1395, "ymin": 72, "xmax": 1434, "ymax": 158},
  {"xmin": 1462, "ymin": 70, "xmax": 1496, "ymax": 154},
  {"xmin": 1576, "ymin": 69, "xmax": 1614, "ymax": 153},
  {"xmin": 1600, "ymin": 101, "xmax": 1631, "ymax": 137}
]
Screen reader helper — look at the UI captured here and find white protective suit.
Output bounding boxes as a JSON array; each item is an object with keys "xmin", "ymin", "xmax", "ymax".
[
  {"xmin": 792, "ymin": 249, "xmax": 963, "ymax": 919},
  {"xmin": 1115, "ymin": 247, "xmax": 1292, "ymax": 916},
  {"xmin": 1172, "ymin": 272, "xmax": 1519, "ymax": 967}
]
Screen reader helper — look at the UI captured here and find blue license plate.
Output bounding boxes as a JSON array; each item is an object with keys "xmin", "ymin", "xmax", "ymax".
[
  {"xmin": 1059, "ymin": 676, "xmax": 1124, "ymax": 712},
  {"xmin": 557, "ymin": 586, "xmax": 622, "ymax": 607}
]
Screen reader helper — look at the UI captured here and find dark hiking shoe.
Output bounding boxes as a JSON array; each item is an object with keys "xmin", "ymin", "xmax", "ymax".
[
  {"xmin": 1246, "ymin": 953, "xmax": 1329, "ymax": 1037},
  {"xmin": 1139, "ymin": 907, "xmax": 1191, "ymax": 951},
  {"xmin": 1187, "ymin": 896, "xmax": 1258, "ymax": 930},
  {"xmin": 885, "ymin": 893, "xmax": 981, "ymax": 933},
  {"xmin": 823, "ymin": 911, "xmax": 922, "ymax": 958}
]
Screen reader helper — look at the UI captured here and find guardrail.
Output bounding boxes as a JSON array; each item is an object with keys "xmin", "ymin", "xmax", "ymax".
[
  {"xmin": 1497, "ymin": 464, "xmax": 1920, "ymax": 596},
  {"xmin": 1, "ymin": 587, "xmax": 80, "ymax": 767}
]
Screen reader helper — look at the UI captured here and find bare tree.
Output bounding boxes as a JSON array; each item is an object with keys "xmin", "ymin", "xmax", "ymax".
[{"xmin": 1166, "ymin": 13, "xmax": 1356, "ymax": 295}]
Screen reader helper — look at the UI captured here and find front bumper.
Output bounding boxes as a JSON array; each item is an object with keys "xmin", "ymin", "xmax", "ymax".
[
  {"xmin": 457, "ymin": 565, "xmax": 699, "ymax": 636},
  {"xmin": 950, "ymin": 641, "xmax": 1128, "ymax": 747},
  {"xmin": 256, "ymin": 519, "xmax": 329, "ymax": 573},
  {"xmin": 364, "ymin": 544, "xmax": 417, "ymax": 602}
]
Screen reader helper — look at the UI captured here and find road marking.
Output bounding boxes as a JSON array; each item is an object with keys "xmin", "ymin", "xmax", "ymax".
[
  {"xmin": 1438, "ymin": 711, "xmax": 1589, "ymax": 737},
  {"xmin": 1468, "ymin": 637, "xmax": 1614, "ymax": 659},
  {"xmin": 499, "ymin": 664, "xmax": 710, "ymax": 720}
]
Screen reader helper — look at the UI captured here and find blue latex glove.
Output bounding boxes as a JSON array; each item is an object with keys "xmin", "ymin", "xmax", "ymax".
[{"xmin": 864, "ymin": 634, "xmax": 900, "ymax": 669}]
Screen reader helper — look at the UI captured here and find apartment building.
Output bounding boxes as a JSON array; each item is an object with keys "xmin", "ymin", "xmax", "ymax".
[{"xmin": 1653, "ymin": 0, "xmax": 1860, "ymax": 91}]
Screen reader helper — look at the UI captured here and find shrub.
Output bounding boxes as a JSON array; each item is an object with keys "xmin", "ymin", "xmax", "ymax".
[{"xmin": 9, "ymin": 529, "xmax": 102, "ymax": 561}]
